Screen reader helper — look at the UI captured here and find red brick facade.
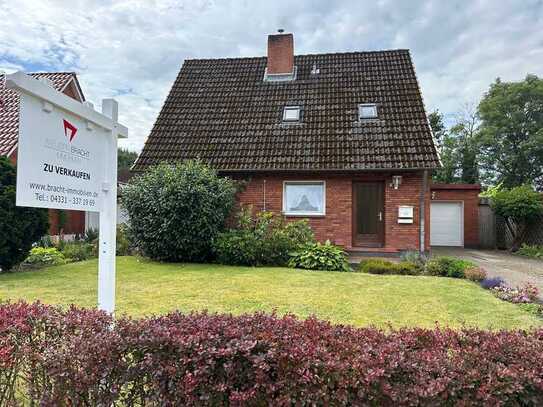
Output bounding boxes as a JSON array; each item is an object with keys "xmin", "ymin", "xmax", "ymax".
[
  {"xmin": 430, "ymin": 184, "xmax": 481, "ymax": 248},
  {"xmin": 231, "ymin": 171, "xmax": 431, "ymax": 252}
]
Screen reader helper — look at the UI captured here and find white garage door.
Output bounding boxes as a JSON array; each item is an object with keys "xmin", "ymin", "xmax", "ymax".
[{"xmin": 430, "ymin": 202, "xmax": 463, "ymax": 246}]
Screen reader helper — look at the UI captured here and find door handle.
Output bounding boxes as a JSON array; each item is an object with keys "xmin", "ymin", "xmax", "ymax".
[{"xmin": 378, "ymin": 211, "xmax": 382, "ymax": 221}]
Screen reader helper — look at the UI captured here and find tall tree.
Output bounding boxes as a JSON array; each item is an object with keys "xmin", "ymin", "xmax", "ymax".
[
  {"xmin": 478, "ymin": 74, "xmax": 543, "ymax": 189},
  {"xmin": 429, "ymin": 110, "xmax": 459, "ymax": 183},
  {"xmin": 450, "ymin": 105, "xmax": 480, "ymax": 184},
  {"xmin": 118, "ymin": 148, "xmax": 138, "ymax": 172}
]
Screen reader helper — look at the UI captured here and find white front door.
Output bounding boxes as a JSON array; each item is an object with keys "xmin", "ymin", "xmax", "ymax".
[{"xmin": 430, "ymin": 202, "xmax": 463, "ymax": 246}]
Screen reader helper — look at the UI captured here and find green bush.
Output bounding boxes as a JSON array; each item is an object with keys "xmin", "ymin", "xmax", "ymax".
[
  {"xmin": 214, "ymin": 210, "xmax": 315, "ymax": 266},
  {"xmin": 491, "ymin": 186, "xmax": 543, "ymax": 251},
  {"xmin": 426, "ymin": 256, "xmax": 474, "ymax": 278},
  {"xmin": 517, "ymin": 244, "xmax": 543, "ymax": 259},
  {"xmin": 121, "ymin": 161, "xmax": 236, "ymax": 262},
  {"xmin": 214, "ymin": 229, "xmax": 260, "ymax": 266},
  {"xmin": 0, "ymin": 157, "xmax": 49, "ymax": 271},
  {"xmin": 288, "ymin": 241, "xmax": 350, "ymax": 272},
  {"xmin": 358, "ymin": 259, "xmax": 421, "ymax": 275},
  {"xmin": 23, "ymin": 247, "xmax": 66, "ymax": 267},
  {"xmin": 116, "ymin": 225, "xmax": 132, "ymax": 256},
  {"xmin": 61, "ymin": 242, "xmax": 95, "ymax": 262},
  {"xmin": 83, "ymin": 228, "xmax": 99, "ymax": 243}
]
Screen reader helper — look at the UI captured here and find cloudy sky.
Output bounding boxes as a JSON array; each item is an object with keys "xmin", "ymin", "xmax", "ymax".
[{"xmin": 1, "ymin": 0, "xmax": 541, "ymax": 152}]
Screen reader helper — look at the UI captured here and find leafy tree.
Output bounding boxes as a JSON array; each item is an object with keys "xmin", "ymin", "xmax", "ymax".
[
  {"xmin": 428, "ymin": 110, "xmax": 447, "ymax": 150},
  {"xmin": 430, "ymin": 110, "xmax": 457, "ymax": 183},
  {"xmin": 430, "ymin": 106, "xmax": 481, "ymax": 185},
  {"xmin": 118, "ymin": 148, "xmax": 138, "ymax": 171},
  {"xmin": 0, "ymin": 157, "xmax": 49, "ymax": 271},
  {"xmin": 450, "ymin": 105, "xmax": 480, "ymax": 184},
  {"xmin": 121, "ymin": 161, "xmax": 236, "ymax": 262},
  {"xmin": 478, "ymin": 75, "xmax": 543, "ymax": 189},
  {"xmin": 490, "ymin": 185, "xmax": 543, "ymax": 251}
]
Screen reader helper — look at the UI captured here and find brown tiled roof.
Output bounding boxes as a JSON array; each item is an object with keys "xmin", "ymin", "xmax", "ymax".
[
  {"xmin": 0, "ymin": 72, "xmax": 81, "ymax": 156},
  {"xmin": 133, "ymin": 50, "xmax": 440, "ymax": 172}
]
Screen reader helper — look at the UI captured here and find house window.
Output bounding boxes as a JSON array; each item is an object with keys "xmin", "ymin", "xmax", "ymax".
[
  {"xmin": 283, "ymin": 106, "xmax": 301, "ymax": 122},
  {"xmin": 358, "ymin": 103, "xmax": 378, "ymax": 119},
  {"xmin": 283, "ymin": 181, "xmax": 325, "ymax": 216}
]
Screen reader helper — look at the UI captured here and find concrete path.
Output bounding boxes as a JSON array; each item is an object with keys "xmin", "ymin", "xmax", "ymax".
[{"xmin": 432, "ymin": 247, "xmax": 543, "ymax": 298}]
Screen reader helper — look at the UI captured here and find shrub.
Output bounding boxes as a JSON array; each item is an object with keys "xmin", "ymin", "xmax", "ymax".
[
  {"xmin": 518, "ymin": 244, "xmax": 543, "ymax": 259},
  {"xmin": 426, "ymin": 256, "xmax": 474, "ymax": 278},
  {"xmin": 491, "ymin": 185, "xmax": 543, "ymax": 251},
  {"xmin": 214, "ymin": 229, "xmax": 260, "ymax": 266},
  {"xmin": 61, "ymin": 242, "xmax": 95, "ymax": 262},
  {"xmin": 400, "ymin": 250, "xmax": 427, "ymax": 270},
  {"xmin": 491, "ymin": 283, "xmax": 540, "ymax": 304},
  {"xmin": 0, "ymin": 157, "xmax": 49, "ymax": 271},
  {"xmin": 23, "ymin": 247, "xmax": 66, "ymax": 267},
  {"xmin": 115, "ymin": 224, "xmax": 132, "ymax": 256},
  {"xmin": 83, "ymin": 228, "xmax": 99, "ymax": 243},
  {"xmin": 121, "ymin": 161, "xmax": 236, "ymax": 262},
  {"xmin": 2, "ymin": 301, "xmax": 543, "ymax": 405},
  {"xmin": 358, "ymin": 259, "xmax": 421, "ymax": 275},
  {"xmin": 214, "ymin": 210, "xmax": 315, "ymax": 267},
  {"xmin": 464, "ymin": 266, "xmax": 487, "ymax": 282},
  {"xmin": 481, "ymin": 276, "xmax": 505, "ymax": 290},
  {"xmin": 288, "ymin": 241, "xmax": 350, "ymax": 272}
]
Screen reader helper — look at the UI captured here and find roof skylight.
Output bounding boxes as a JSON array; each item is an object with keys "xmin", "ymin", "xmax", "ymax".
[
  {"xmin": 283, "ymin": 106, "xmax": 301, "ymax": 122},
  {"xmin": 359, "ymin": 103, "xmax": 378, "ymax": 120}
]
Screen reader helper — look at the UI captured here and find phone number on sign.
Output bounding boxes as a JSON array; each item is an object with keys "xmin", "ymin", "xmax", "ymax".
[{"xmin": 49, "ymin": 194, "xmax": 96, "ymax": 207}]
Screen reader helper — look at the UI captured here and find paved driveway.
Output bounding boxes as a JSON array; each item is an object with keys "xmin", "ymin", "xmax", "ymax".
[{"xmin": 432, "ymin": 247, "xmax": 543, "ymax": 298}]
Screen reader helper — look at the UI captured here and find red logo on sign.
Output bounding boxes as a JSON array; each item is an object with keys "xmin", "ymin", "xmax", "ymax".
[{"xmin": 63, "ymin": 119, "xmax": 78, "ymax": 142}]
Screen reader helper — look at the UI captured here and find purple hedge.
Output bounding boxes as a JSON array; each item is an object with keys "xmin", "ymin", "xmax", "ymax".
[{"xmin": 1, "ymin": 302, "xmax": 543, "ymax": 406}]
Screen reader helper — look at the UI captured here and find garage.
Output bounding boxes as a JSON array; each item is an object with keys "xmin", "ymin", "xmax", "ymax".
[{"xmin": 430, "ymin": 202, "xmax": 463, "ymax": 246}]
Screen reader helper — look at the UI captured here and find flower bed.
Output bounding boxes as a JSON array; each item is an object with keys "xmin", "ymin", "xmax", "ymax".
[{"xmin": 1, "ymin": 301, "xmax": 543, "ymax": 405}]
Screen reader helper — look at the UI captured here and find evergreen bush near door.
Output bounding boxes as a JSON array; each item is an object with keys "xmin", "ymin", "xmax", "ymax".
[
  {"xmin": 0, "ymin": 157, "xmax": 49, "ymax": 271},
  {"xmin": 2, "ymin": 301, "xmax": 543, "ymax": 405},
  {"xmin": 214, "ymin": 210, "xmax": 315, "ymax": 266},
  {"xmin": 121, "ymin": 161, "xmax": 236, "ymax": 262}
]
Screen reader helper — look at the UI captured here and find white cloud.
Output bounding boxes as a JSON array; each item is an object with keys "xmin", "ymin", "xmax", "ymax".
[{"xmin": 0, "ymin": 0, "xmax": 542, "ymax": 152}]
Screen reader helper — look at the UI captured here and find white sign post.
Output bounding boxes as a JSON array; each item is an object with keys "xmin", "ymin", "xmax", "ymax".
[{"xmin": 6, "ymin": 72, "xmax": 127, "ymax": 314}]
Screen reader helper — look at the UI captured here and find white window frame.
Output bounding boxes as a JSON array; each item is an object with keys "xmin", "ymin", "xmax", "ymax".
[
  {"xmin": 283, "ymin": 106, "xmax": 301, "ymax": 122},
  {"xmin": 282, "ymin": 181, "xmax": 326, "ymax": 216},
  {"xmin": 358, "ymin": 103, "xmax": 378, "ymax": 120}
]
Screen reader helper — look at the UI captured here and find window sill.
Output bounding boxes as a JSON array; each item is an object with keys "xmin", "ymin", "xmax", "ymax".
[{"xmin": 283, "ymin": 212, "xmax": 326, "ymax": 218}]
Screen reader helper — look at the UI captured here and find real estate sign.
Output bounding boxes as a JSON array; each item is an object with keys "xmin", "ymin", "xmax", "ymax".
[
  {"xmin": 7, "ymin": 71, "xmax": 127, "ymax": 314},
  {"xmin": 16, "ymin": 92, "xmax": 109, "ymax": 212}
]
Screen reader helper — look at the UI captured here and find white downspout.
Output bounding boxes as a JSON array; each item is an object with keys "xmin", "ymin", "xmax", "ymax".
[{"xmin": 263, "ymin": 179, "xmax": 267, "ymax": 211}]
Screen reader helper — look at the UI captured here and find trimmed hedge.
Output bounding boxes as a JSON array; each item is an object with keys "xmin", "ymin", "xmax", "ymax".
[
  {"xmin": 359, "ymin": 259, "xmax": 422, "ymax": 275},
  {"xmin": 2, "ymin": 302, "xmax": 543, "ymax": 405}
]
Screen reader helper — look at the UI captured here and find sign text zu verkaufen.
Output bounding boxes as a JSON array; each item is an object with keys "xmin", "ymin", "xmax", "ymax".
[{"xmin": 16, "ymin": 93, "xmax": 108, "ymax": 212}]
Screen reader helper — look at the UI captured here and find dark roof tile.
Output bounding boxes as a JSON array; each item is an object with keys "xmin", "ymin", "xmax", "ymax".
[{"xmin": 134, "ymin": 50, "xmax": 440, "ymax": 171}]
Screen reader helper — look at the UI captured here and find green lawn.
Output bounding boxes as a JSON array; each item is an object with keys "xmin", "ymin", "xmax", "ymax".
[{"xmin": 0, "ymin": 256, "xmax": 540, "ymax": 329}]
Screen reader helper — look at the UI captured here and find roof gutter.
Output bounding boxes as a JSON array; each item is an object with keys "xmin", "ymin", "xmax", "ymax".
[{"xmin": 216, "ymin": 167, "xmax": 439, "ymax": 174}]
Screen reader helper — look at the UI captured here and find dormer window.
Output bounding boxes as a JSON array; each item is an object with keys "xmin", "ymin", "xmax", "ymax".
[
  {"xmin": 283, "ymin": 106, "xmax": 301, "ymax": 122},
  {"xmin": 359, "ymin": 103, "xmax": 378, "ymax": 120}
]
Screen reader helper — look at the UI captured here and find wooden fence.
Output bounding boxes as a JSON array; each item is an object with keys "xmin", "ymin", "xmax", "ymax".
[{"xmin": 479, "ymin": 198, "xmax": 543, "ymax": 249}]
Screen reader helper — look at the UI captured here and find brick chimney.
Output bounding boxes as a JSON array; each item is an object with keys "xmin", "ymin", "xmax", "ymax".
[{"xmin": 267, "ymin": 31, "xmax": 294, "ymax": 75}]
